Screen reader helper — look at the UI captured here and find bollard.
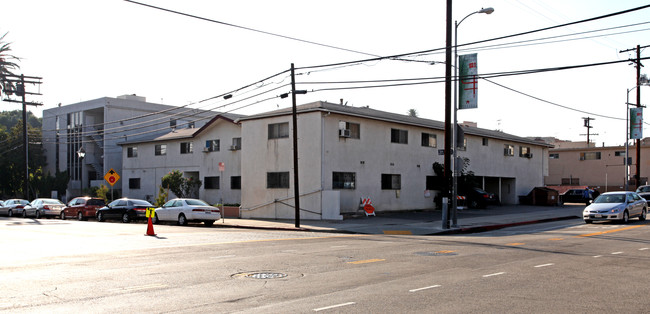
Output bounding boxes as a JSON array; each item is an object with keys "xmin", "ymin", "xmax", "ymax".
[{"xmin": 442, "ymin": 197, "xmax": 449, "ymax": 229}]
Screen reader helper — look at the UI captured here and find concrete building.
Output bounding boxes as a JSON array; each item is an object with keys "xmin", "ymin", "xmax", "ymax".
[
  {"xmin": 42, "ymin": 95, "xmax": 215, "ymax": 200},
  {"xmin": 238, "ymin": 101, "xmax": 552, "ymax": 220},
  {"xmin": 119, "ymin": 114, "xmax": 243, "ymax": 205}
]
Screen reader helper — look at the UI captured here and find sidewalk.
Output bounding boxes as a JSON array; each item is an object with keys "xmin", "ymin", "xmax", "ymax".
[{"xmin": 213, "ymin": 204, "xmax": 585, "ymax": 235}]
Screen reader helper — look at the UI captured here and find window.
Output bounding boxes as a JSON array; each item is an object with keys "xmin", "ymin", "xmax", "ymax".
[
  {"xmin": 381, "ymin": 174, "xmax": 401, "ymax": 190},
  {"xmin": 204, "ymin": 176, "xmax": 219, "ymax": 189},
  {"xmin": 338, "ymin": 121, "xmax": 360, "ymax": 139},
  {"xmin": 231, "ymin": 137, "xmax": 242, "ymax": 150},
  {"xmin": 268, "ymin": 122, "xmax": 289, "ymax": 139},
  {"xmin": 504, "ymin": 144, "xmax": 514, "ymax": 156},
  {"xmin": 267, "ymin": 172, "xmax": 289, "ymax": 189},
  {"xmin": 549, "ymin": 153, "xmax": 559, "ymax": 159},
  {"xmin": 615, "ymin": 151, "xmax": 626, "ymax": 157},
  {"xmin": 181, "ymin": 142, "xmax": 193, "ymax": 154},
  {"xmin": 421, "ymin": 133, "xmax": 437, "ymax": 148},
  {"xmin": 127, "ymin": 146, "xmax": 138, "ymax": 158},
  {"xmin": 580, "ymin": 152, "xmax": 601, "ymax": 160},
  {"xmin": 457, "ymin": 138, "xmax": 467, "ymax": 151},
  {"xmin": 482, "ymin": 138, "xmax": 489, "ymax": 146},
  {"xmin": 391, "ymin": 129, "xmax": 408, "ymax": 144},
  {"xmin": 129, "ymin": 178, "xmax": 141, "ymax": 189},
  {"xmin": 206, "ymin": 139, "xmax": 220, "ymax": 152},
  {"xmin": 231, "ymin": 176, "xmax": 241, "ymax": 190},
  {"xmin": 155, "ymin": 144, "xmax": 167, "ymax": 156},
  {"xmin": 519, "ymin": 146, "xmax": 531, "ymax": 157},
  {"xmin": 562, "ymin": 178, "xmax": 580, "ymax": 185},
  {"xmin": 333, "ymin": 172, "xmax": 356, "ymax": 189}
]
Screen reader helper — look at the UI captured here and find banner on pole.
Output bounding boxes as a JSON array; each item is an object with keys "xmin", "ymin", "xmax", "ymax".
[
  {"xmin": 459, "ymin": 53, "xmax": 478, "ymax": 109},
  {"xmin": 630, "ymin": 108, "xmax": 643, "ymax": 139}
]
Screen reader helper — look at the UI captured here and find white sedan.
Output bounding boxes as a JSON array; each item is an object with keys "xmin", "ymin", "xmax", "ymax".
[{"xmin": 154, "ymin": 198, "xmax": 220, "ymax": 226}]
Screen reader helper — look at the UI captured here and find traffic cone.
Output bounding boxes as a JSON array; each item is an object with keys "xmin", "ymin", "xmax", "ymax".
[{"xmin": 145, "ymin": 217, "xmax": 156, "ymax": 236}]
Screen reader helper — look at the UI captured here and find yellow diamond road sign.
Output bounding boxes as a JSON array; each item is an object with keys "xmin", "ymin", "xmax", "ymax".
[{"xmin": 104, "ymin": 168, "xmax": 120, "ymax": 186}]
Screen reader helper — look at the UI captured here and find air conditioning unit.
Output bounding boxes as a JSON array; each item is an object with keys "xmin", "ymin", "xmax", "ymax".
[
  {"xmin": 339, "ymin": 129, "xmax": 351, "ymax": 138},
  {"xmin": 202, "ymin": 147, "xmax": 209, "ymax": 153},
  {"xmin": 229, "ymin": 145, "xmax": 239, "ymax": 151}
]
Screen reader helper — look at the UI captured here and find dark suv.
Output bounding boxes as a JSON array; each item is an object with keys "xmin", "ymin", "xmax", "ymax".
[{"xmin": 61, "ymin": 197, "xmax": 106, "ymax": 221}]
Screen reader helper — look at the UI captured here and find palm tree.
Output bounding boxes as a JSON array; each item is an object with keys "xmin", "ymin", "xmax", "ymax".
[{"xmin": 0, "ymin": 32, "xmax": 20, "ymax": 96}]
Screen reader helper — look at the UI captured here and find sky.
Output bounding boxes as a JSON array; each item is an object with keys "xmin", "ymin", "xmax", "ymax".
[{"xmin": 1, "ymin": 0, "xmax": 649, "ymax": 146}]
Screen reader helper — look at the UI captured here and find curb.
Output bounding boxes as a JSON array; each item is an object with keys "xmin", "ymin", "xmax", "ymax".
[{"xmin": 430, "ymin": 215, "xmax": 580, "ymax": 235}]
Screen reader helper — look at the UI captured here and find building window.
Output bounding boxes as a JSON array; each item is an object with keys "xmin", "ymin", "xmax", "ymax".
[
  {"xmin": 231, "ymin": 176, "xmax": 241, "ymax": 190},
  {"xmin": 267, "ymin": 172, "xmax": 289, "ymax": 189},
  {"xmin": 580, "ymin": 152, "xmax": 601, "ymax": 160},
  {"xmin": 181, "ymin": 142, "xmax": 193, "ymax": 154},
  {"xmin": 549, "ymin": 153, "xmax": 559, "ymax": 159},
  {"xmin": 562, "ymin": 178, "xmax": 580, "ymax": 185},
  {"xmin": 129, "ymin": 178, "xmax": 141, "ymax": 189},
  {"xmin": 338, "ymin": 121, "xmax": 360, "ymax": 139},
  {"xmin": 127, "ymin": 146, "xmax": 138, "ymax": 158},
  {"xmin": 391, "ymin": 129, "xmax": 408, "ymax": 144},
  {"xmin": 333, "ymin": 172, "xmax": 356, "ymax": 189},
  {"xmin": 268, "ymin": 122, "xmax": 289, "ymax": 139},
  {"xmin": 204, "ymin": 176, "xmax": 219, "ymax": 189},
  {"xmin": 206, "ymin": 139, "xmax": 220, "ymax": 152},
  {"xmin": 421, "ymin": 133, "xmax": 437, "ymax": 148},
  {"xmin": 457, "ymin": 138, "xmax": 467, "ymax": 151},
  {"xmin": 482, "ymin": 138, "xmax": 489, "ymax": 146},
  {"xmin": 381, "ymin": 174, "xmax": 401, "ymax": 190},
  {"xmin": 614, "ymin": 151, "xmax": 626, "ymax": 157},
  {"xmin": 520, "ymin": 146, "xmax": 531, "ymax": 157},
  {"xmin": 504, "ymin": 144, "xmax": 515, "ymax": 156},
  {"xmin": 231, "ymin": 137, "xmax": 242, "ymax": 150},
  {"xmin": 155, "ymin": 144, "xmax": 167, "ymax": 156}
]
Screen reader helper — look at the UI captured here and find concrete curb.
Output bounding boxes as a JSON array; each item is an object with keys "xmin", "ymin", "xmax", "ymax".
[{"xmin": 430, "ymin": 215, "xmax": 580, "ymax": 235}]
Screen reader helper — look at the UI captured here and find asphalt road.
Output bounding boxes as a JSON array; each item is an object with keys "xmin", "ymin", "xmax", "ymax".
[{"xmin": 2, "ymin": 216, "xmax": 650, "ymax": 313}]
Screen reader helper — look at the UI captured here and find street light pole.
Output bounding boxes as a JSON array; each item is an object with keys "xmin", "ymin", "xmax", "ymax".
[{"xmin": 77, "ymin": 147, "xmax": 86, "ymax": 196}]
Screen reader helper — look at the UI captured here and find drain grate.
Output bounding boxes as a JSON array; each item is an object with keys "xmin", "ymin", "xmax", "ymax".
[
  {"xmin": 246, "ymin": 272, "xmax": 288, "ymax": 279},
  {"xmin": 415, "ymin": 250, "xmax": 458, "ymax": 256}
]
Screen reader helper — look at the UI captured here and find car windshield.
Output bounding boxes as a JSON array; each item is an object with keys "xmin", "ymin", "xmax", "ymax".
[
  {"xmin": 637, "ymin": 186, "xmax": 650, "ymax": 193},
  {"xmin": 594, "ymin": 194, "xmax": 625, "ymax": 204},
  {"xmin": 131, "ymin": 200, "xmax": 153, "ymax": 206},
  {"xmin": 185, "ymin": 199, "xmax": 209, "ymax": 206}
]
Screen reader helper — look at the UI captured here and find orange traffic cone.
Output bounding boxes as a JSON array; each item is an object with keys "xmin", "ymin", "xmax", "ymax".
[{"xmin": 145, "ymin": 217, "xmax": 156, "ymax": 236}]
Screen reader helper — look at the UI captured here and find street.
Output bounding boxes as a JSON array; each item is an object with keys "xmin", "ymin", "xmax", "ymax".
[{"xmin": 2, "ymin": 217, "xmax": 650, "ymax": 313}]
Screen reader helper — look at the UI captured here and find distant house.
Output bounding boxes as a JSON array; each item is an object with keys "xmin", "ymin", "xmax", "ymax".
[
  {"xmin": 120, "ymin": 114, "xmax": 243, "ymax": 205},
  {"xmin": 237, "ymin": 101, "xmax": 552, "ymax": 220}
]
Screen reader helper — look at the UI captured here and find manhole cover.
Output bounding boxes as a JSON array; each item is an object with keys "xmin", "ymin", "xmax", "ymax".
[
  {"xmin": 245, "ymin": 272, "xmax": 288, "ymax": 279},
  {"xmin": 415, "ymin": 251, "xmax": 458, "ymax": 256}
]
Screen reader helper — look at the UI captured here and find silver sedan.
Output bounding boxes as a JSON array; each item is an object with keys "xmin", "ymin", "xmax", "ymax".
[{"xmin": 583, "ymin": 191, "xmax": 647, "ymax": 224}]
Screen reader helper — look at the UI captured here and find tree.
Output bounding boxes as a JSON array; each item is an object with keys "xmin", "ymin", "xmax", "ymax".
[
  {"xmin": 161, "ymin": 170, "xmax": 202, "ymax": 198},
  {"xmin": 407, "ymin": 109, "xmax": 418, "ymax": 117},
  {"xmin": 0, "ymin": 113, "xmax": 45, "ymax": 198},
  {"xmin": 0, "ymin": 32, "xmax": 20, "ymax": 97},
  {"xmin": 154, "ymin": 185, "xmax": 169, "ymax": 207}
]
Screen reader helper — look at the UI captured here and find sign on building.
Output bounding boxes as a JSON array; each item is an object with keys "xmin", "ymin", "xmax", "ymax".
[{"xmin": 459, "ymin": 53, "xmax": 478, "ymax": 109}]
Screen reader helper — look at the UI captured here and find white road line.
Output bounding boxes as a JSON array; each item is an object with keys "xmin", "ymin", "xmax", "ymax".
[
  {"xmin": 313, "ymin": 302, "xmax": 356, "ymax": 312},
  {"xmin": 534, "ymin": 263, "xmax": 555, "ymax": 268},
  {"xmin": 639, "ymin": 248, "xmax": 649, "ymax": 251},
  {"xmin": 409, "ymin": 285, "xmax": 441, "ymax": 292},
  {"xmin": 210, "ymin": 255, "xmax": 236, "ymax": 259},
  {"xmin": 593, "ymin": 255, "xmax": 603, "ymax": 258},
  {"xmin": 611, "ymin": 252, "xmax": 623, "ymax": 255},
  {"xmin": 330, "ymin": 245, "xmax": 348, "ymax": 248},
  {"xmin": 483, "ymin": 272, "xmax": 506, "ymax": 278}
]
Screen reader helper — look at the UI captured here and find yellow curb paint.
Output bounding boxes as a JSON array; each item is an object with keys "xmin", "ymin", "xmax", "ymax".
[
  {"xmin": 548, "ymin": 238, "xmax": 564, "ymax": 241},
  {"xmin": 576, "ymin": 225, "xmax": 643, "ymax": 237},
  {"xmin": 347, "ymin": 259, "xmax": 386, "ymax": 265},
  {"xmin": 383, "ymin": 230, "xmax": 413, "ymax": 235},
  {"xmin": 506, "ymin": 242, "xmax": 525, "ymax": 246},
  {"xmin": 435, "ymin": 250, "xmax": 456, "ymax": 254}
]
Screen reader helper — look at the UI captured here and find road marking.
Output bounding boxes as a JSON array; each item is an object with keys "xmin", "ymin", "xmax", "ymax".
[
  {"xmin": 436, "ymin": 250, "xmax": 456, "ymax": 254},
  {"xmin": 483, "ymin": 272, "xmax": 506, "ymax": 278},
  {"xmin": 506, "ymin": 243, "xmax": 525, "ymax": 246},
  {"xmin": 611, "ymin": 252, "xmax": 623, "ymax": 255},
  {"xmin": 534, "ymin": 263, "xmax": 555, "ymax": 268},
  {"xmin": 383, "ymin": 230, "xmax": 413, "ymax": 235},
  {"xmin": 409, "ymin": 285, "xmax": 441, "ymax": 292},
  {"xmin": 593, "ymin": 255, "xmax": 603, "ymax": 258},
  {"xmin": 330, "ymin": 245, "xmax": 348, "ymax": 248},
  {"xmin": 639, "ymin": 248, "xmax": 649, "ymax": 251},
  {"xmin": 577, "ymin": 225, "xmax": 643, "ymax": 237},
  {"xmin": 210, "ymin": 255, "xmax": 236, "ymax": 259},
  {"xmin": 548, "ymin": 238, "xmax": 564, "ymax": 241},
  {"xmin": 313, "ymin": 302, "xmax": 356, "ymax": 312},
  {"xmin": 347, "ymin": 259, "xmax": 385, "ymax": 265},
  {"xmin": 109, "ymin": 283, "xmax": 168, "ymax": 292}
]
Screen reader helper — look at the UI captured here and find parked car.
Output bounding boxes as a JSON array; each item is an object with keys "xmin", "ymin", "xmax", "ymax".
[
  {"xmin": 96, "ymin": 198, "xmax": 153, "ymax": 223},
  {"xmin": 61, "ymin": 197, "xmax": 106, "ymax": 221},
  {"xmin": 460, "ymin": 187, "xmax": 500, "ymax": 209},
  {"xmin": 635, "ymin": 185, "xmax": 650, "ymax": 202},
  {"xmin": 0, "ymin": 199, "xmax": 30, "ymax": 217},
  {"xmin": 583, "ymin": 191, "xmax": 647, "ymax": 224},
  {"xmin": 154, "ymin": 198, "xmax": 220, "ymax": 226},
  {"xmin": 560, "ymin": 188, "xmax": 592, "ymax": 204},
  {"xmin": 23, "ymin": 198, "xmax": 66, "ymax": 219}
]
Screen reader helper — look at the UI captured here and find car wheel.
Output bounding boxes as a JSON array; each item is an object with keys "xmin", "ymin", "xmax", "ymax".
[
  {"xmin": 35, "ymin": 210, "xmax": 41, "ymax": 219},
  {"xmin": 640, "ymin": 208, "xmax": 647, "ymax": 221},
  {"xmin": 153, "ymin": 214, "xmax": 160, "ymax": 224},
  {"xmin": 78, "ymin": 212, "xmax": 85, "ymax": 221},
  {"xmin": 622, "ymin": 210, "xmax": 630, "ymax": 224},
  {"xmin": 584, "ymin": 219, "xmax": 593, "ymax": 224},
  {"xmin": 97, "ymin": 212, "xmax": 105, "ymax": 222},
  {"xmin": 122, "ymin": 213, "xmax": 131, "ymax": 223},
  {"xmin": 61, "ymin": 211, "xmax": 66, "ymax": 220},
  {"xmin": 204, "ymin": 220, "xmax": 215, "ymax": 227},
  {"xmin": 7, "ymin": 209, "xmax": 12, "ymax": 217},
  {"xmin": 22, "ymin": 210, "xmax": 27, "ymax": 218},
  {"xmin": 178, "ymin": 213, "xmax": 187, "ymax": 226}
]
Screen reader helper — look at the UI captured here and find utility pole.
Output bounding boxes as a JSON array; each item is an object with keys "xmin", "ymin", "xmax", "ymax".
[
  {"xmin": 443, "ymin": 0, "xmax": 453, "ymax": 229},
  {"xmin": 580, "ymin": 117, "xmax": 598, "ymax": 147},
  {"xmin": 1, "ymin": 74, "xmax": 42, "ymax": 199},
  {"xmin": 620, "ymin": 44, "xmax": 648, "ymax": 188}
]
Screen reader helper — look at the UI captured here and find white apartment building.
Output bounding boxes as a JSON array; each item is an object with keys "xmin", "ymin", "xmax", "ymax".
[
  {"xmin": 120, "ymin": 114, "xmax": 243, "ymax": 205},
  {"xmin": 238, "ymin": 101, "xmax": 552, "ymax": 220}
]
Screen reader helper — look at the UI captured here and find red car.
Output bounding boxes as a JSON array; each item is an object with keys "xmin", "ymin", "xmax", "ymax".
[{"xmin": 61, "ymin": 197, "xmax": 106, "ymax": 221}]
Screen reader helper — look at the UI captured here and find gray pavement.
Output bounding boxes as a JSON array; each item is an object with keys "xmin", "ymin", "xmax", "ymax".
[{"xmin": 213, "ymin": 204, "xmax": 586, "ymax": 235}]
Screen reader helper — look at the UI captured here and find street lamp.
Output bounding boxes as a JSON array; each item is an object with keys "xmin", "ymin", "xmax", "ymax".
[
  {"xmin": 77, "ymin": 147, "xmax": 86, "ymax": 195},
  {"xmin": 451, "ymin": 7, "xmax": 494, "ymax": 226}
]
